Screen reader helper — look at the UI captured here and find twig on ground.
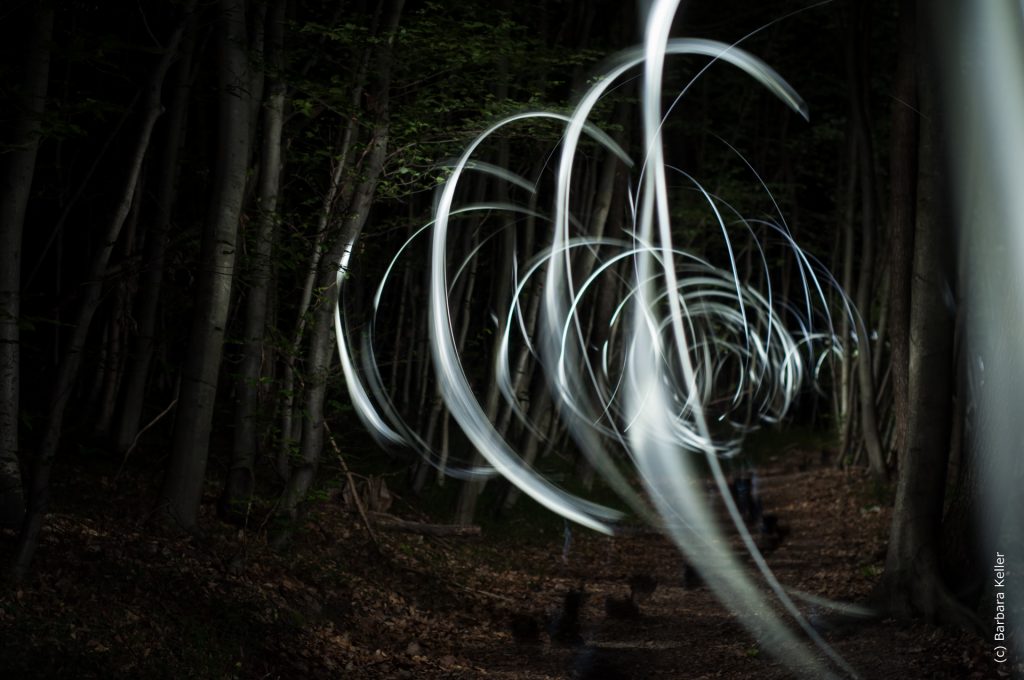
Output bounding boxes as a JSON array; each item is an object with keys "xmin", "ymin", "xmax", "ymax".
[
  {"xmin": 116, "ymin": 389, "xmax": 179, "ymax": 480},
  {"xmin": 367, "ymin": 512, "xmax": 482, "ymax": 537},
  {"xmin": 323, "ymin": 421, "xmax": 380, "ymax": 552}
]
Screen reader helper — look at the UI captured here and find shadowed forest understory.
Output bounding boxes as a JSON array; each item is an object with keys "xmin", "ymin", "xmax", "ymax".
[
  {"xmin": 1, "ymin": 0, "xmax": 1022, "ymax": 677},
  {"xmin": 0, "ymin": 450, "xmax": 994, "ymax": 678}
]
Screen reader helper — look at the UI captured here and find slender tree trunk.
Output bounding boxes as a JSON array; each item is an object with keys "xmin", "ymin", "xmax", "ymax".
[
  {"xmin": 277, "ymin": 135, "xmax": 391, "ymax": 527},
  {"xmin": 275, "ymin": 0, "xmax": 404, "ymax": 534},
  {"xmin": 276, "ymin": 23, "xmax": 377, "ymax": 480},
  {"xmin": 837, "ymin": 128, "xmax": 856, "ymax": 459},
  {"xmin": 161, "ymin": 0, "xmax": 252, "ymax": 529},
  {"xmin": 871, "ymin": 262, "xmax": 890, "ymax": 382},
  {"xmin": 387, "ymin": 253, "xmax": 413, "ymax": 396},
  {"xmin": 14, "ymin": 10, "xmax": 190, "ymax": 577},
  {"xmin": 502, "ymin": 374, "xmax": 553, "ymax": 511},
  {"xmin": 453, "ymin": 230, "xmax": 514, "ymax": 524},
  {"xmin": 0, "ymin": 5, "xmax": 53, "ymax": 529},
  {"xmin": 93, "ymin": 176, "xmax": 145, "ymax": 436},
  {"xmin": 25, "ymin": 95, "xmax": 139, "ymax": 291},
  {"xmin": 113, "ymin": 17, "xmax": 199, "ymax": 455},
  {"xmin": 413, "ymin": 192, "xmax": 482, "ymax": 494},
  {"xmin": 221, "ymin": 0, "xmax": 288, "ymax": 521},
  {"xmin": 453, "ymin": 144, "xmax": 519, "ymax": 524},
  {"xmin": 886, "ymin": 0, "xmax": 918, "ymax": 466},
  {"xmin": 846, "ymin": 0, "xmax": 887, "ymax": 481}
]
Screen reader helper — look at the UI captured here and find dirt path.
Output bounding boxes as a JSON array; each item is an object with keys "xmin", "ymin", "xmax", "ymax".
[
  {"xmin": 456, "ymin": 467, "xmax": 992, "ymax": 679},
  {"xmin": 0, "ymin": 464, "xmax": 1001, "ymax": 679}
]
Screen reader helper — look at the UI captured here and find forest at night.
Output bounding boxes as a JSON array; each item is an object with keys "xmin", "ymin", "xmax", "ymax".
[{"xmin": 1, "ymin": 0, "xmax": 1021, "ymax": 677}]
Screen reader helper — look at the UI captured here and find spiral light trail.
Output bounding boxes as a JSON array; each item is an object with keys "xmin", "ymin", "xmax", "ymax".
[{"xmin": 336, "ymin": 2, "xmax": 871, "ymax": 676}]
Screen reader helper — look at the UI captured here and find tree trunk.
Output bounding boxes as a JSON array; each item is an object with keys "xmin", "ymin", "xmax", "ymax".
[
  {"xmin": 276, "ymin": 15, "xmax": 378, "ymax": 481},
  {"xmin": 502, "ymin": 375, "xmax": 553, "ymax": 511},
  {"xmin": 113, "ymin": 16, "xmax": 200, "ymax": 455},
  {"xmin": 0, "ymin": 5, "xmax": 53, "ymax": 529},
  {"xmin": 885, "ymin": 0, "xmax": 918, "ymax": 468},
  {"xmin": 160, "ymin": 0, "xmax": 252, "ymax": 530},
  {"xmin": 846, "ymin": 0, "xmax": 887, "ymax": 482},
  {"xmin": 935, "ymin": 0, "xmax": 1024, "ymax": 651},
  {"xmin": 836, "ymin": 122, "xmax": 856, "ymax": 459},
  {"xmin": 878, "ymin": 70, "xmax": 971, "ymax": 626},
  {"xmin": 453, "ymin": 252, "xmax": 513, "ymax": 522},
  {"xmin": 412, "ymin": 225, "xmax": 480, "ymax": 495},
  {"xmin": 13, "ymin": 8, "xmax": 191, "ymax": 578},
  {"xmin": 454, "ymin": 223, "xmax": 515, "ymax": 525},
  {"xmin": 93, "ymin": 176, "xmax": 144, "ymax": 436},
  {"xmin": 940, "ymin": 310, "xmax": 982, "ymax": 605},
  {"xmin": 275, "ymin": 0, "xmax": 404, "ymax": 536},
  {"xmin": 221, "ymin": 0, "xmax": 288, "ymax": 521}
]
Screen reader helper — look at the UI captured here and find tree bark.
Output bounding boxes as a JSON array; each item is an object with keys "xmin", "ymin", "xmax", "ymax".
[
  {"xmin": 275, "ymin": 0, "xmax": 405, "ymax": 535},
  {"xmin": 846, "ymin": 0, "xmax": 887, "ymax": 482},
  {"xmin": 939, "ymin": 310, "xmax": 982, "ymax": 605},
  {"xmin": 878, "ymin": 69, "xmax": 972, "ymax": 627},
  {"xmin": 14, "ymin": 7, "xmax": 191, "ymax": 578},
  {"xmin": 836, "ymin": 125, "xmax": 856, "ymax": 461},
  {"xmin": 454, "ymin": 211, "xmax": 516, "ymax": 524},
  {"xmin": 160, "ymin": 0, "xmax": 253, "ymax": 530},
  {"xmin": 0, "ymin": 5, "xmax": 53, "ymax": 529},
  {"xmin": 221, "ymin": 0, "xmax": 288, "ymax": 521},
  {"xmin": 113, "ymin": 16, "xmax": 200, "ymax": 455},
  {"xmin": 93, "ymin": 173, "xmax": 145, "ymax": 436},
  {"xmin": 885, "ymin": 0, "xmax": 918, "ymax": 466},
  {"xmin": 276, "ymin": 14, "xmax": 378, "ymax": 480}
]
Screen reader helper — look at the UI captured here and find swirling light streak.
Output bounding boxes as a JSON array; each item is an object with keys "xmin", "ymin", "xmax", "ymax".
[{"xmin": 336, "ymin": 3, "xmax": 867, "ymax": 677}]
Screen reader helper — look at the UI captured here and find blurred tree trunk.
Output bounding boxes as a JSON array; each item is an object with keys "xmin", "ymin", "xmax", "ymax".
[
  {"xmin": 412, "ymin": 217, "xmax": 481, "ymax": 495},
  {"xmin": 14, "ymin": 7, "xmax": 191, "ymax": 577},
  {"xmin": 501, "ymin": 373, "xmax": 553, "ymax": 511},
  {"xmin": 113, "ymin": 17, "xmax": 200, "ymax": 455},
  {"xmin": 454, "ymin": 136, "xmax": 516, "ymax": 525},
  {"xmin": 221, "ymin": 0, "xmax": 288, "ymax": 522},
  {"xmin": 0, "ymin": 5, "xmax": 53, "ymax": 529},
  {"xmin": 453, "ymin": 228, "xmax": 514, "ymax": 525},
  {"xmin": 161, "ymin": 0, "xmax": 253, "ymax": 529},
  {"xmin": 930, "ymin": 1, "xmax": 1024, "ymax": 632}
]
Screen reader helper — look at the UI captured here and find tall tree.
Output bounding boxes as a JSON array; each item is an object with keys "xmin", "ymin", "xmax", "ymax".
[
  {"xmin": 885, "ymin": 0, "xmax": 918, "ymax": 464},
  {"xmin": 275, "ymin": 13, "xmax": 379, "ymax": 482},
  {"xmin": 935, "ymin": 2, "xmax": 1024, "ymax": 656},
  {"xmin": 878, "ymin": 61, "xmax": 973, "ymax": 627},
  {"xmin": 221, "ymin": 0, "xmax": 289, "ymax": 519},
  {"xmin": 0, "ymin": 4, "xmax": 53, "ymax": 529},
  {"xmin": 113, "ymin": 16, "xmax": 200, "ymax": 456},
  {"xmin": 845, "ymin": 0, "xmax": 887, "ymax": 481},
  {"xmin": 160, "ymin": 0, "xmax": 254, "ymax": 529},
  {"xmin": 13, "ymin": 4, "xmax": 193, "ymax": 578},
  {"xmin": 276, "ymin": 0, "xmax": 405, "ymax": 535}
]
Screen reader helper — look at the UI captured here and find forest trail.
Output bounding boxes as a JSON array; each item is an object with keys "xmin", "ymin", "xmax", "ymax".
[
  {"xmin": 0, "ymin": 461, "xmax": 995, "ymax": 679},
  {"xmin": 464, "ymin": 465, "xmax": 989, "ymax": 679}
]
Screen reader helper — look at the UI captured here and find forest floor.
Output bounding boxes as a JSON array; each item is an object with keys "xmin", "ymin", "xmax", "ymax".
[{"xmin": 0, "ymin": 449, "xmax": 1010, "ymax": 679}]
